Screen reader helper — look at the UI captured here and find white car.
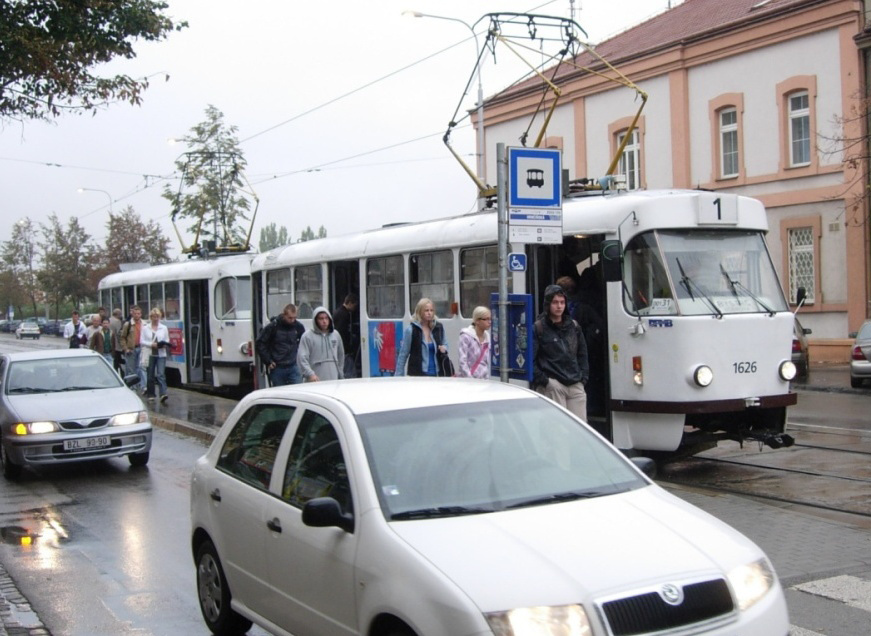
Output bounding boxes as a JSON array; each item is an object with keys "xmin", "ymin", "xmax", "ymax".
[
  {"xmin": 190, "ymin": 378, "xmax": 788, "ymax": 636},
  {"xmin": 15, "ymin": 321, "xmax": 41, "ymax": 340}
]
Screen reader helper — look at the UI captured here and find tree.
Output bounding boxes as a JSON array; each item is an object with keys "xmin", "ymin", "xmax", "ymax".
[
  {"xmin": 103, "ymin": 206, "xmax": 171, "ymax": 269},
  {"xmin": 299, "ymin": 225, "xmax": 327, "ymax": 242},
  {"xmin": 259, "ymin": 222, "xmax": 290, "ymax": 252},
  {"xmin": 1, "ymin": 218, "xmax": 40, "ymax": 316},
  {"xmin": 37, "ymin": 214, "xmax": 97, "ymax": 313},
  {"xmin": 0, "ymin": 0, "xmax": 185, "ymax": 122},
  {"xmin": 163, "ymin": 105, "xmax": 255, "ymax": 252}
]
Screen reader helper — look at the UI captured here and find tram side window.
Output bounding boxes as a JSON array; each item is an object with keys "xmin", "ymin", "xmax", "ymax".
[
  {"xmin": 165, "ymin": 281, "xmax": 181, "ymax": 320},
  {"xmin": 150, "ymin": 283, "xmax": 164, "ymax": 317},
  {"xmin": 367, "ymin": 256, "xmax": 404, "ymax": 319},
  {"xmin": 410, "ymin": 250, "xmax": 453, "ymax": 318},
  {"xmin": 623, "ymin": 232, "xmax": 674, "ymax": 315},
  {"xmin": 136, "ymin": 284, "xmax": 150, "ymax": 317},
  {"xmin": 111, "ymin": 288, "xmax": 123, "ymax": 315},
  {"xmin": 294, "ymin": 265, "xmax": 322, "ymax": 319},
  {"xmin": 460, "ymin": 246, "xmax": 508, "ymax": 317},
  {"xmin": 215, "ymin": 276, "xmax": 251, "ymax": 320},
  {"xmin": 267, "ymin": 269, "xmax": 293, "ymax": 319}
]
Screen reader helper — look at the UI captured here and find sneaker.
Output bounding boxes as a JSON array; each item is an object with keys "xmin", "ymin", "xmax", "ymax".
[
  {"xmin": 147, "ymin": 395, "xmax": 155, "ymax": 401},
  {"xmin": 160, "ymin": 394, "xmax": 168, "ymax": 404}
]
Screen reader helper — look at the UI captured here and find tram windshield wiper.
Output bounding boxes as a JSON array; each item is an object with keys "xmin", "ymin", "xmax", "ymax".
[
  {"xmin": 676, "ymin": 258, "xmax": 723, "ymax": 318},
  {"xmin": 719, "ymin": 263, "xmax": 775, "ymax": 316}
]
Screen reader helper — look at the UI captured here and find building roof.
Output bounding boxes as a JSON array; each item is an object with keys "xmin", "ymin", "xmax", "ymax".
[{"xmin": 488, "ymin": 0, "xmax": 829, "ymax": 104}]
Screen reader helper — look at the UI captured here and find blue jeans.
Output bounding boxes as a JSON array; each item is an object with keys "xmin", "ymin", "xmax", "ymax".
[
  {"xmin": 146, "ymin": 355, "xmax": 167, "ymax": 397},
  {"xmin": 126, "ymin": 347, "xmax": 146, "ymax": 389},
  {"xmin": 269, "ymin": 363, "xmax": 301, "ymax": 386}
]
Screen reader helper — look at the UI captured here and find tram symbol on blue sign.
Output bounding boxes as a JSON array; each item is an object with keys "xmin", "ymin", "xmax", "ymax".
[{"xmin": 508, "ymin": 253, "xmax": 527, "ymax": 272}]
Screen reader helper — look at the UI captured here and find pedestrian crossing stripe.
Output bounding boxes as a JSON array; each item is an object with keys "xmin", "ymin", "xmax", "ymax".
[{"xmin": 792, "ymin": 575, "xmax": 871, "ymax": 612}]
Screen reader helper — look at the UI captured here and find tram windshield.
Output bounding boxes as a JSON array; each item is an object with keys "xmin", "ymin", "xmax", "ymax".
[{"xmin": 623, "ymin": 229, "xmax": 787, "ymax": 316}]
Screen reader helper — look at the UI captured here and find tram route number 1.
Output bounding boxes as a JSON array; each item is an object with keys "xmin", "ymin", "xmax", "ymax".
[{"xmin": 733, "ymin": 361, "xmax": 758, "ymax": 373}]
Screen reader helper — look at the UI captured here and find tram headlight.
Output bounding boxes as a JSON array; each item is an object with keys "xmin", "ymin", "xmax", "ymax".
[
  {"xmin": 693, "ymin": 365, "xmax": 713, "ymax": 387},
  {"xmin": 216, "ymin": 338, "xmax": 223, "ymax": 354},
  {"xmin": 632, "ymin": 356, "xmax": 643, "ymax": 386},
  {"xmin": 778, "ymin": 360, "xmax": 797, "ymax": 381}
]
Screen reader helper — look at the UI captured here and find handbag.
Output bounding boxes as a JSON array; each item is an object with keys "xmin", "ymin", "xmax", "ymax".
[{"xmin": 436, "ymin": 349, "xmax": 455, "ymax": 377}]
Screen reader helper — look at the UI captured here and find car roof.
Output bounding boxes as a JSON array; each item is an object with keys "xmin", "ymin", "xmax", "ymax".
[
  {"xmin": 2, "ymin": 349, "xmax": 103, "ymax": 362},
  {"xmin": 248, "ymin": 378, "xmax": 539, "ymax": 415}
]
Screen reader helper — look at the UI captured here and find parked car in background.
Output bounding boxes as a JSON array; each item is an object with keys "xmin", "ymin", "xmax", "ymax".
[
  {"xmin": 792, "ymin": 317, "xmax": 811, "ymax": 379},
  {"xmin": 0, "ymin": 349, "xmax": 151, "ymax": 479},
  {"xmin": 41, "ymin": 320, "xmax": 64, "ymax": 336},
  {"xmin": 15, "ymin": 322, "xmax": 41, "ymax": 340},
  {"xmin": 190, "ymin": 378, "xmax": 788, "ymax": 636},
  {"xmin": 0, "ymin": 321, "xmax": 20, "ymax": 334},
  {"xmin": 850, "ymin": 320, "xmax": 871, "ymax": 388}
]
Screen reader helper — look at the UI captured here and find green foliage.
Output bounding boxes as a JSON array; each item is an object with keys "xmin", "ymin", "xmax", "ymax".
[
  {"xmin": 163, "ymin": 105, "xmax": 254, "ymax": 252},
  {"xmin": 259, "ymin": 222, "xmax": 290, "ymax": 252},
  {"xmin": 299, "ymin": 225, "xmax": 327, "ymax": 242},
  {"xmin": 0, "ymin": 0, "xmax": 185, "ymax": 121},
  {"xmin": 1, "ymin": 219, "xmax": 39, "ymax": 316}
]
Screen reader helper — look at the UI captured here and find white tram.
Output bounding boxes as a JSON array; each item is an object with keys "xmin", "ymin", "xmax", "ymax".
[
  {"xmin": 250, "ymin": 189, "xmax": 797, "ymax": 455},
  {"xmin": 98, "ymin": 253, "xmax": 255, "ymax": 389}
]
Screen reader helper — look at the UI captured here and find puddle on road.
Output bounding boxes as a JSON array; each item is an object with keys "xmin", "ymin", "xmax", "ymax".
[{"xmin": 0, "ymin": 514, "xmax": 69, "ymax": 547}]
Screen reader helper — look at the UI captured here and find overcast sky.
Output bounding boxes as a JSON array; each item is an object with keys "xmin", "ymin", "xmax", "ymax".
[{"xmin": 2, "ymin": 0, "xmax": 682, "ymax": 257}]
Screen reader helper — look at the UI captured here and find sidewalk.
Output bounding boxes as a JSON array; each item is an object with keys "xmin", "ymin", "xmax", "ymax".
[{"xmin": 792, "ymin": 362, "xmax": 862, "ymax": 394}]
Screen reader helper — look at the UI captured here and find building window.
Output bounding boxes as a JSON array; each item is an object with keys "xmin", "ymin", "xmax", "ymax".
[
  {"xmin": 617, "ymin": 129, "xmax": 640, "ymax": 190},
  {"xmin": 719, "ymin": 108, "xmax": 739, "ymax": 178},
  {"xmin": 788, "ymin": 226, "xmax": 814, "ymax": 304},
  {"xmin": 788, "ymin": 91, "xmax": 810, "ymax": 167}
]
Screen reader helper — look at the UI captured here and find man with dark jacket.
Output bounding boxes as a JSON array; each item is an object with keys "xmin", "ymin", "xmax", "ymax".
[
  {"xmin": 332, "ymin": 293, "xmax": 359, "ymax": 378},
  {"xmin": 532, "ymin": 284, "xmax": 589, "ymax": 422},
  {"xmin": 255, "ymin": 303, "xmax": 306, "ymax": 386}
]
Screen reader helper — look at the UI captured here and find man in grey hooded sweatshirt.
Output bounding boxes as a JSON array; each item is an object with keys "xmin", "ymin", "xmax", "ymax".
[{"xmin": 298, "ymin": 306, "xmax": 345, "ymax": 381}]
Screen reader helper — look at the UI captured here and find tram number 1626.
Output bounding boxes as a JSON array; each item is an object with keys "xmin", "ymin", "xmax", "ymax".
[{"xmin": 733, "ymin": 361, "xmax": 758, "ymax": 374}]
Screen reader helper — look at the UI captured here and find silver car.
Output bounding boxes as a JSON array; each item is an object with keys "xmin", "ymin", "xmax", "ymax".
[
  {"xmin": 0, "ymin": 349, "xmax": 152, "ymax": 479},
  {"xmin": 850, "ymin": 320, "xmax": 871, "ymax": 388}
]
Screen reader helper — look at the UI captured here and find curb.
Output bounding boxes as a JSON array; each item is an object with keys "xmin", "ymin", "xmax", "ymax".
[{"xmin": 0, "ymin": 564, "xmax": 50, "ymax": 636}]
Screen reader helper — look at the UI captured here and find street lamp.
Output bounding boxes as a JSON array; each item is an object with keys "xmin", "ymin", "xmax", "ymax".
[
  {"xmin": 405, "ymin": 11, "xmax": 486, "ymax": 188},
  {"xmin": 77, "ymin": 187, "xmax": 113, "ymax": 214}
]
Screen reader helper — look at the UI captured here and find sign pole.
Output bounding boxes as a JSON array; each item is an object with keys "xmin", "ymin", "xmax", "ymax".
[{"xmin": 497, "ymin": 143, "xmax": 509, "ymax": 383}]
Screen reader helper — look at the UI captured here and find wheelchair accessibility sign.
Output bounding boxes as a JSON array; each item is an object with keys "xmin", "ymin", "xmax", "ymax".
[{"xmin": 508, "ymin": 253, "xmax": 527, "ymax": 272}]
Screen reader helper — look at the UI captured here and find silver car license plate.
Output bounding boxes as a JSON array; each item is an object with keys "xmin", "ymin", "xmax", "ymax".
[{"xmin": 63, "ymin": 436, "xmax": 110, "ymax": 452}]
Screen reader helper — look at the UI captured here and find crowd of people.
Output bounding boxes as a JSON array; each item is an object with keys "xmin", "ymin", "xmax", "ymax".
[{"xmin": 63, "ymin": 273, "xmax": 600, "ymax": 425}]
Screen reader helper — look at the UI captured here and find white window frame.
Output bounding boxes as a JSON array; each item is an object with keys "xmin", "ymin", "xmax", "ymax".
[
  {"xmin": 787, "ymin": 226, "xmax": 815, "ymax": 305},
  {"xmin": 617, "ymin": 129, "xmax": 641, "ymax": 190},
  {"xmin": 788, "ymin": 91, "xmax": 810, "ymax": 167},
  {"xmin": 719, "ymin": 108, "xmax": 739, "ymax": 178}
]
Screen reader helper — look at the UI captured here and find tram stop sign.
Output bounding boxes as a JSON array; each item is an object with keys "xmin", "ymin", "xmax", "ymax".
[{"xmin": 508, "ymin": 147, "xmax": 563, "ymax": 244}]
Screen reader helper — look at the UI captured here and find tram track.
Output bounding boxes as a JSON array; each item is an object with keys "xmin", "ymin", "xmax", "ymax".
[{"xmin": 658, "ymin": 436, "xmax": 871, "ymax": 519}]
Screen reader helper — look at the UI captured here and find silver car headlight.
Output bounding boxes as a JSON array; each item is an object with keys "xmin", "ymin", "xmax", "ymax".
[
  {"xmin": 13, "ymin": 421, "xmax": 59, "ymax": 435},
  {"xmin": 485, "ymin": 604, "xmax": 592, "ymax": 635},
  {"xmin": 727, "ymin": 558, "xmax": 776, "ymax": 611},
  {"xmin": 109, "ymin": 411, "xmax": 147, "ymax": 426}
]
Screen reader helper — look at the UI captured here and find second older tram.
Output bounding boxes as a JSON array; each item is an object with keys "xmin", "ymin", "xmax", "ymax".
[
  {"xmin": 250, "ymin": 189, "xmax": 797, "ymax": 455},
  {"xmin": 98, "ymin": 253, "xmax": 255, "ymax": 390}
]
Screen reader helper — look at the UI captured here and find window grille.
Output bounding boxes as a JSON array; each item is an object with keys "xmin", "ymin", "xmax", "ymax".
[{"xmin": 788, "ymin": 226, "xmax": 814, "ymax": 304}]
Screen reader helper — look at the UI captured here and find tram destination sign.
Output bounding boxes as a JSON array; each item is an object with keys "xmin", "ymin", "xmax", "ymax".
[{"xmin": 508, "ymin": 147, "xmax": 563, "ymax": 244}]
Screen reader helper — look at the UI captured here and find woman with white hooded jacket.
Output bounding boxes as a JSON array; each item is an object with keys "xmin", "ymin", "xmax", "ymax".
[{"xmin": 297, "ymin": 306, "xmax": 345, "ymax": 381}]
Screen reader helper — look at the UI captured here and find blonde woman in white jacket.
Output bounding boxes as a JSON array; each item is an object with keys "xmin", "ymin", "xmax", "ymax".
[{"xmin": 457, "ymin": 306, "xmax": 491, "ymax": 379}]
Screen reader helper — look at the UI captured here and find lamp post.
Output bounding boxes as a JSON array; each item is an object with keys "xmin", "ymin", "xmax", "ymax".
[
  {"xmin": 77, "ymin": 187, "xmax": 114, "ymax": 214},
  {"xmin": 405, "ymin": 11, "xmax": 486, "ymax": 187}
]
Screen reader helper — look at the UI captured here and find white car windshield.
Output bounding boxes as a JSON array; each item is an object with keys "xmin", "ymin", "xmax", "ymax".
[
  {"xmin": 357, "ymin": 399, "xmax": 647, "ymax": 520},
  {"xmin": 6, "ymin": 357, "xmax": 124, "ymax": 394}
]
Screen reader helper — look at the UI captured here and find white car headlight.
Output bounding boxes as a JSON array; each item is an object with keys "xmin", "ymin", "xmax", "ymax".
[
  {"xmin": 14, "ymin": 421, "xmax": 59, "ymax": 435},
  {"xmin": 727, "ymin": 558, "xmax": 775, "ymax": 611},
  {"xmin": 485, "ymin": 604, "xmax": 591, "ymax": 635},
  {"xmin": 109, "ymin": 411, "xmax": 147, "ymax": 426}
]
